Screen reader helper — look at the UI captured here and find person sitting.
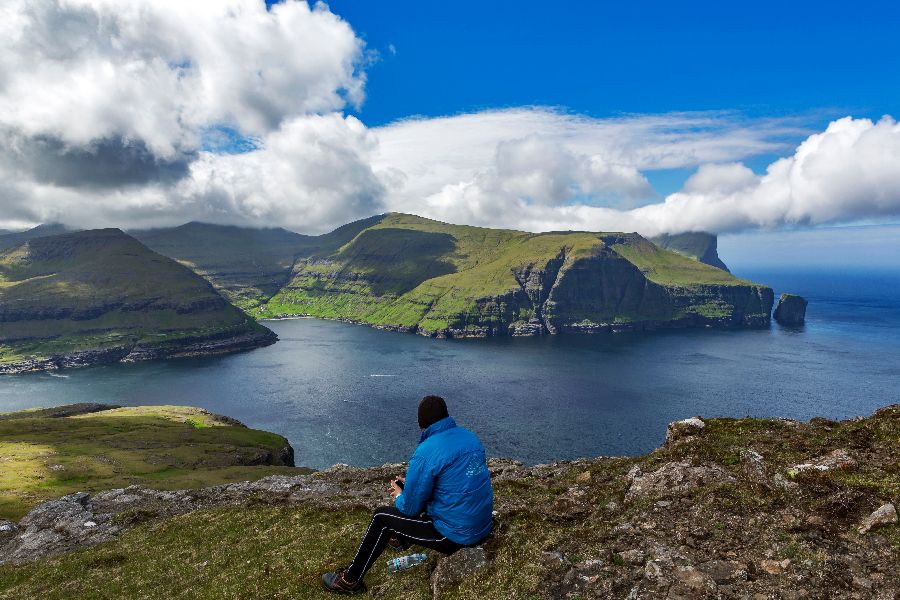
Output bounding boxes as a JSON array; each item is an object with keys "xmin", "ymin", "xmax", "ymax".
[{"xmin": 321, "ymin": 395, "xmax": 494, "ymax": 595}]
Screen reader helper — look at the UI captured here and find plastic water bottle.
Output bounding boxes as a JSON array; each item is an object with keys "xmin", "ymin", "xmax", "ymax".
[{"xmin": 386, "ymin": 553, "xmax": 428, "ymax": 573}]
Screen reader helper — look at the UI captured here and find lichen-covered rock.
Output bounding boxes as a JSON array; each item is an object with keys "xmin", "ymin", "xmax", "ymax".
[
  {"xmin": 665, "ymin": 417, "xmax": 705, "ymax": 446},
  {"xmin": 431, "ymin": 547, "xmax": 490, "ymax": 598},
  {"xmin": 774, "ymin": 293, "xmax": 808, "ymax": 325},
  {"xmin": 789, "ymin": 448, "xmax": 857, "ymax": 475},
  {"xmin": 0, "ymin": 492, "xmax": 118, "ymax": 564},
  {"xmin": 625, "ymin": 461, "xmax": 734, "ymax": 502},
  {"xmin": 858, "ymin": 503, "xmax": 897, "ymax": 534}
]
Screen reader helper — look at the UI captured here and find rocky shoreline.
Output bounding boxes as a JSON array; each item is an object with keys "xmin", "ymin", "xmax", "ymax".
[
  {"xmin": 263, "ymin": 308, "xmax": 772, "ymax": 340},
  {"xmin": 1, "ymin": 404, "xmax": 896, "ymax": 598},
  {"xmin": 0, "ymin": 329, "xmax": 277, "ymax": 375}
]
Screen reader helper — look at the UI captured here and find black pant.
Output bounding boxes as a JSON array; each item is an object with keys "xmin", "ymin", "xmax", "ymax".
[{"xmin": 345, "ymin": 506, "xmax": 462, "ymax": 582}]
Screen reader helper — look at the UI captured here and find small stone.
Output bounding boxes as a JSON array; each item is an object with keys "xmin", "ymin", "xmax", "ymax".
[
  {"xmin": 760, "ymin": 558, "xmax": 790, "ymax": 575},
  {"xmin": 540, "ymin": 551, "xmax": 566, "ymax": 566},
  {"xmin": 858, "ymin": 503, "xmax": 897, "ymax": 534},
  {"xmin": 613, "ymin": 522, "xmax": 633, "ymax": 533},
  {"xmin": 669, "ymin": 565, "xmax": 718, "ymax": 598},
  {"xmin": 773, "ymin": 473, "xmax": 799, "ymax": 492},
  {"xmin": 806, "ymin": 515, "xmax": 824, "ymax": 527},
  {"xmin": 49, "ymin": 464, "xmax": 66, "ymax": 472},
  {"xmin": 699, "ymin": 559, "xmax": 748, "ymax": 584},
  {"xmin": 625, "ymin": 465, "xmax": 642, "ymax": 482},
  {"xmin": 617, "ymin": 549, "xmax": 646, "ymax": 565},
  {"xmin": 0, "ymin": 522, "xmax": 17, "ymax": 534},
  {"xmin": 83, "ymin": 521, "xmax": 97, "ymax": 528}
]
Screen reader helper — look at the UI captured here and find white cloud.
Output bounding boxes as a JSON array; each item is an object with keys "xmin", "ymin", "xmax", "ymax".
[
  {"xmin": 0, "ymin": 0, "xmax": 365, "ymax": 159},
  {"xmin": 372, "ymin": 108, "xmax": 799, "ymax": 217},
  {"xmin": 682, "ymin": 163, "xmax": 759, "ymax": 195},
  {"xmin": 375, "ymin": 112, "xmax": 900, "ymax": 237}
]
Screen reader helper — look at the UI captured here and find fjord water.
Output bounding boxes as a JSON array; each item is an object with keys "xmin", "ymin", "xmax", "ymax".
[{"xmin": 1, "ymin": 268, "xmax": 898, "ymax": 469}]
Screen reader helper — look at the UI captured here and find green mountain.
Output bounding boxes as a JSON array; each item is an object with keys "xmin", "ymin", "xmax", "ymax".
[
  {"xmin": 0, "ymin": 224, "xmax": 72, "ymax": 251},
  {"xmin": 130, "ymin": 215, "xmax": 385, "ymax": 311},
  {"xmin": 651, "ymin": 232, "xmax": 730, "ymax": 272},
  {"xmin": 260, "ymin": 213, "xmax": 773, "ymax": 337},
  {"xmin": 0, "ymin": 229, "xmax": 276, "ymax": 373}
]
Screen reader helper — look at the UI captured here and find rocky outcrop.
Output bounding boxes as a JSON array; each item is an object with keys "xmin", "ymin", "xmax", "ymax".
[{"xmin": 774, "ymin": 293, "xmax": 808, "ymax": 325}]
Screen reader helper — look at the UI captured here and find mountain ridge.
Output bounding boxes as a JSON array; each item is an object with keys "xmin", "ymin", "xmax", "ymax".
[{"xmin": 0, "ymin": 228, "xmax": 276, "ymax": 374}]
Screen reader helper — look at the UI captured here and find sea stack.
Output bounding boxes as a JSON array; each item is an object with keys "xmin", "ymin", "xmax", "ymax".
[{"xmin": 774, "ymin": 293, "xmax": 808, "ymax": 325}]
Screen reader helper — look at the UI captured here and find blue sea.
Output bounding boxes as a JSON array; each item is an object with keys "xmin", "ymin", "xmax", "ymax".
[{"xmin": 1, "ymin": 268, "xmax": 898, "ymax": 469}]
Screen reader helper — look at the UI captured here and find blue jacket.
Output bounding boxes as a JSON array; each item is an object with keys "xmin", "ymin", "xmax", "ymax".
[{"xmin": 394, "ymin": 417, "xmax": 493, "ymax": 545}]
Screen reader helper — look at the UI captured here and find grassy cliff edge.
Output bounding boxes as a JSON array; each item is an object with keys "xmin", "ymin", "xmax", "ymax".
[{"xmin": 0, "ymin": 404, "xmax": 896, "ymax": 599}]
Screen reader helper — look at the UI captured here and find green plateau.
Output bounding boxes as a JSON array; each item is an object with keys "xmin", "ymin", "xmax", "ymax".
[{"xmin": 0, "ymin": 403, "xmax": 297, "ymax": 521}]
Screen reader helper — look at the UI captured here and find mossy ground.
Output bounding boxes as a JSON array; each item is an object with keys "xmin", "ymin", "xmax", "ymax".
[
  {"xmin": 0, "ymin": 406, "xmax": 297, "ymax": 520},
  {"xmin": 0, "ymin": 406, "xmax": 896, "ymax": 598}
]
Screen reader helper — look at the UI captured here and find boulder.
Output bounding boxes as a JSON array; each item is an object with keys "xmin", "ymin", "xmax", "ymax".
[
  {"xmin": 665, "ymin": 417, "xmax": 705, "ymax": 446},
  {"xmin": 858, "ymin": 503, "xmax": 897, "ymax": 534},
  {"xmin": 431, "ymin": 547, "xmax": 490, "ymax": 598},
  {"xmin": 774, "ymin": 293, "xmax": 808, "ymax": 325}
]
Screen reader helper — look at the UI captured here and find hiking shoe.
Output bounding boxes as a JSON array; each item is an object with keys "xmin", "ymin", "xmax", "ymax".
[
  {"xmin": 321, "ymin": 569, "xmax": 367, "ymax": 595},
  {"xmin": 387, "ymin": 535, "xmax": 410, "ymax": 551}
]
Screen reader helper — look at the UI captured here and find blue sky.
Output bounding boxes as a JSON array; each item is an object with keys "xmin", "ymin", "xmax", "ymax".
[{"xmin": 326, "ymin": 0, "xmax": 899, "ymax": 127}]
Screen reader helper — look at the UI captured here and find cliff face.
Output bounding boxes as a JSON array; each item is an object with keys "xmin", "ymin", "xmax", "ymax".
[
  {"xmin": 261, "ymin": 215, "xmax": 773, "ymax": 338},
  {"xmin": 0, "ymin": 229, "xmax": 276, "ymax": 374},
  {"xmin": 651, "ymin": 231, "xmax": 730, "ymax": 272}
]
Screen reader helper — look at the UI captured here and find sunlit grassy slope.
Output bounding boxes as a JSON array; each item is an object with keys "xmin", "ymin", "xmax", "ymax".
[
  {"xmin": 0, "ymin": 404, "xmax": 297, "ymax": 520},
  {"xmin": 0, "ymin": 229, "xmax": 274, "ymax": 365}
]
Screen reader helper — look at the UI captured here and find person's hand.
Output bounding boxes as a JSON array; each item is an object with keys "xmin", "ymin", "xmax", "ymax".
[{"xmin": 389, "ymin": 476, "xmax": 404, "ymax": 499}]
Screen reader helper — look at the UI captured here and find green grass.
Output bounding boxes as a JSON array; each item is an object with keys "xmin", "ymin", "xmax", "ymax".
[{"xmin": 0, "ymin": 405, "xmax": 297, "ymax": 520}]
